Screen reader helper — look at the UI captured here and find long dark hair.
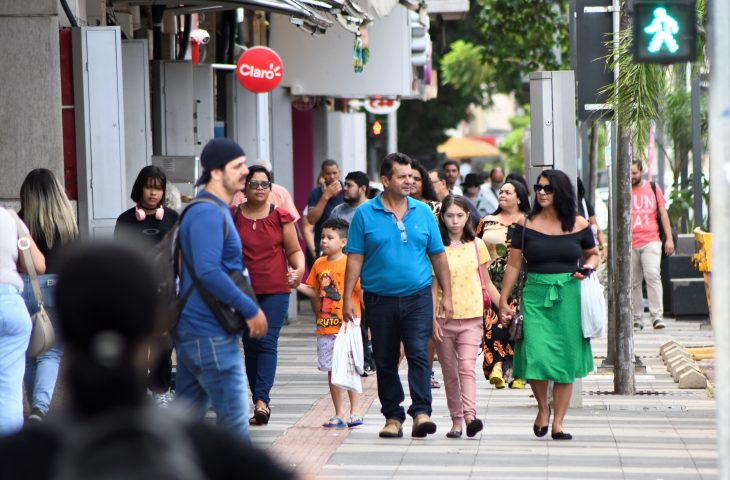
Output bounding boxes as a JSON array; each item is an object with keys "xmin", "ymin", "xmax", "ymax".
[
  {"xmin": 411, "ymin": 159, "xmax": 438, "ymax": 202},
  {"xmin": 438, "ymin": 195, "xmax": 476, "ymax": 246},
  {"xmin": 491, "ymin": 180, "xmax": 530, "ymax": 215},
  {"xmin": 530, "ymin": 169, "xmax": 577, "ymax": 232}
]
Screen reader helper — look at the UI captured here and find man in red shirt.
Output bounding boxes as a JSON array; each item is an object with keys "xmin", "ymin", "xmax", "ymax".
[{"xmin": 630, "ymin": 160, "xmax": 675, "ymax": 330}]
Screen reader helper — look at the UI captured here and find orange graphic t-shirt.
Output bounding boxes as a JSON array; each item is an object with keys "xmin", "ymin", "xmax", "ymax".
[{"xmin": 306, "ymin": 255, "xmax": 361, "ymax": 335}]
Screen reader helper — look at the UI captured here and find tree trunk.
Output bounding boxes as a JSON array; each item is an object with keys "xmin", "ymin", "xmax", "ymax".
[{"xmin": 613, "ymin": 123, "xmax": 635, "ymax": 395}]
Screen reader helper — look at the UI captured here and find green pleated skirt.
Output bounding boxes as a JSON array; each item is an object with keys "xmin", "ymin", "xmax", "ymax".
[{"xmin": 513, "ymin": 272, "xmax": 593, "ymax": 383}]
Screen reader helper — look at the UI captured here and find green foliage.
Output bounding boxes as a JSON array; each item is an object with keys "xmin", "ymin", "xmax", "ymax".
[
  {"xmin": 397, "ymin": 83, "xmax": 472, "ymax": 157},
  {"xmin": 440, "ymin": 0, "xmax": 570, "ymax": 104},
  {"xmin": 498, "ymin": 109, "xmax": 530, "ymax": 174},
  {"xmin": 440, "ymin": 40, "xmax": 493, "ymax": 104},
  {"xmin": 666, "ymin": 173, "xmax": 709, "ymax": 230}
]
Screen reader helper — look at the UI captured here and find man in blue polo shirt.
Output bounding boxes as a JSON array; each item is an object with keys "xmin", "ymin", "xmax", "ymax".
[{"xmin": 343, "ymin": 153, "xmax": 453, "ymax": 439}]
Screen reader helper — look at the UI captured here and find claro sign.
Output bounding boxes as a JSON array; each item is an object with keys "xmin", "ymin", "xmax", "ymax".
[{"xmin": 236, "ymin": 47, "xmax": 284, "ymax": 93}]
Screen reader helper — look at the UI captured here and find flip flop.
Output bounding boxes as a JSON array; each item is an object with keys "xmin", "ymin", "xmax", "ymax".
[
  {"xmin": 322, "ymin": 416, "xmax": 347, "ymax": 429},
  {"xmin": 347, "ymin": 413, "xmax": 364, "ymax": 428}
]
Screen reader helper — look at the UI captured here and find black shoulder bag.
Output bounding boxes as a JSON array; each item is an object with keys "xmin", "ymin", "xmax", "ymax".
[{"xmin": 650, "ymin": 181, "xmax": 678, "ymax": 257}]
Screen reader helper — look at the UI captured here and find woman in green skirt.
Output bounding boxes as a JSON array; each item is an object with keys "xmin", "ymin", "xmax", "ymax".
[{"xmin": 498, "ymin": 169, "xmax": 599, "ymax": 441}]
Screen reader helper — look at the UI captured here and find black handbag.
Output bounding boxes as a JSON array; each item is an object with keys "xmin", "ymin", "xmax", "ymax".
[
  {"xmin": 508, "ymin": 218, "xmax": 528, "ymax": 342},
  {"xmin": 181, "ymin": 253, "xmax": 258, "ymax": 334}
]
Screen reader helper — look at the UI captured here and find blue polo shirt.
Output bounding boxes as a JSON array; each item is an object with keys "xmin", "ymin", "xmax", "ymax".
[{"xmin": 345, "ymin": 193, "xmax": 444, "ymax": 296}]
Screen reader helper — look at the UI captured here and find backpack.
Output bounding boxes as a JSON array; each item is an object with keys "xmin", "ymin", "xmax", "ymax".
[
  {"xmin": 649, "ymin": 181, "xmax": 678, "ymax": 257},
  {"xmin": 50, "ymin": 407, "xmax": 207, "ymax": 480},
  {"xmin": 151, "ymin": 197, "xmax": 229, "ymax": 334}
]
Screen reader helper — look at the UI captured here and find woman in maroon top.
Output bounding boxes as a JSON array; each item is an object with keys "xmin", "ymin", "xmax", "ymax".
[{"xmin": 234, "ymin": 166, "xmax": 305, "ymax": 426}]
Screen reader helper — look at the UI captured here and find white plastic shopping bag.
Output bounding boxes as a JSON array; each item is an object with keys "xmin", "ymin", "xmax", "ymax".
[
  {"xmin": 581, "ymin": 274, "xmax": 606, "ymax": 338},
  {"xmin": 331, "ymin": 319, "xmax": 363, "ymax": 393},
  {"xmin": 347, "ymin": 317, "xmax": 365, "ymax": 375}
]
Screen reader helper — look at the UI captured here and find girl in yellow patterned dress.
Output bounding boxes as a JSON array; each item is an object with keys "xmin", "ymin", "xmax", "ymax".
[{"xmin": 432, "ymin": 195, "xmax": 500, "ymax": 439}]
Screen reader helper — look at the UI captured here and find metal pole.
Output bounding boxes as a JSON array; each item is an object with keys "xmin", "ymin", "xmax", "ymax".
[
  {"xmin": 691, "ymin": 72, "xmax": 703, "ymax": 229},
  {"xmin": 657, "ymin": 119, "xmax": 666, "ymax": 191},
  {"xmin": 709, "ymin": 0, "xmax": 730, "ymax": 477}
]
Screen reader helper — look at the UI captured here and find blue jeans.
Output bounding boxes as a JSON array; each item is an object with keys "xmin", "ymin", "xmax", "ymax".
[
  {"xmin": 0, "ymin": 285, "xmax": 32, "ymax": 435},
  {"xmin": 242, "ymin": 293, "xmax": 289, "ymax": 406},
  {"xmin": 174, "ymin": 331, "xmax": 251, "ymax": 442},
  {"xmin": 21, "ymin": 275, "xmax": 63, "ymax": 414},
  {"xmin": 364, "ymin": 286, "xmax": 433, "ymax": 423}
]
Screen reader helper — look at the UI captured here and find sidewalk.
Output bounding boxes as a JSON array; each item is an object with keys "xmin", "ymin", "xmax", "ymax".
[{"xmin": 252, "ymin": 306, "xmax": 717, "ymax": 480}]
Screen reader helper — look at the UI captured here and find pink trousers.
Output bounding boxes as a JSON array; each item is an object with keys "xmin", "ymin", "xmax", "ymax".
[{"xmin": 434, "ymin": 317, "xmax": 482, "ymax": 422}]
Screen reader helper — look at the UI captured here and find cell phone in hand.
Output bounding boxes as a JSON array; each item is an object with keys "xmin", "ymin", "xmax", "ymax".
[{"xmin": 575, "ymin": 267, "xmax": 594, "ymax": 276}]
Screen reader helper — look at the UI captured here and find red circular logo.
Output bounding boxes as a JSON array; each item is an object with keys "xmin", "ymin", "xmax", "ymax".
[{"xmin": 236, "ymin": 47, "xmax": 284, "ymax": 93}]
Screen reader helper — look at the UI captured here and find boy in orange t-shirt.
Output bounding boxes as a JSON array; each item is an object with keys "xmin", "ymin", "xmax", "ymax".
[{"xmin": 298, "ymin": 218, "xmax": 362, "ymax": 429}]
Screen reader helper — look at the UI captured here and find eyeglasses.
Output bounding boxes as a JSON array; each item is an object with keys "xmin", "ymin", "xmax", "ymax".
[
  {"xmin": 248, "ymin": 180, "xmax": 271, "ymax": 190},
  {"xmin": 392, "ymin": 215, "xmax": 408, "ymax": 244},
  {"xmin": 533, "ymin": 184, "xmax": 554, "ymax": 194}
]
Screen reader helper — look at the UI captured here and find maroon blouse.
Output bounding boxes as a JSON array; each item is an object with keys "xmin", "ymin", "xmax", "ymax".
[{"xmin": 232, "ymin": 205, "xmax": 295, "ymax": 295}]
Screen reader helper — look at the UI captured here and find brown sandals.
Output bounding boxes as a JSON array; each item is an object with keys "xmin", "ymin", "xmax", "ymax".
[{"xmin": 249, "ymin": 404, "xmax": 271, "ymax": 426}]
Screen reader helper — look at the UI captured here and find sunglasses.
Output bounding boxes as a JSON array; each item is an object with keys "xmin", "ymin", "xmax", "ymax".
[
  {"xmin": 392, "ymin": 215, "xmax": 408, "ymax": 244},
  {"xmin": 248, "ymin": 180, "xmax": 271, "ymax": 190},
  {"xmin": 533, "ymin": 184, "xmax": 554, "ymax": 194}
]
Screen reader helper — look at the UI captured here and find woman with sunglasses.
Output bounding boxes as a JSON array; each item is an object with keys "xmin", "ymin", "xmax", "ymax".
[
  {"xmin": 498, "ymin": 170, "xmax": 599, "ymax": 441},
  {"xmin": 233, "ymin": 165, "xmax": 305, "ymax": 426},
  {"xmin": 475, "ymin": 180, "xmax": 531, "ymax": 390}
]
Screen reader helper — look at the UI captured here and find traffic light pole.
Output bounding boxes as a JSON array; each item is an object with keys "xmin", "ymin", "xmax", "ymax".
[{"xmin": 708, "ymin": 1, "xmax": 730, "ymax": 477}]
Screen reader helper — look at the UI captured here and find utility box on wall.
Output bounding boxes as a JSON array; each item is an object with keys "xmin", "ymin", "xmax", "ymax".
[
  {"xmin": 72, "ymin": 26, "xmax": 126, "ymax": 239},
  {"xmin": 152, "ymin": 60, "xmax": 195, "ymax": 156},
  {"xmin": 528, "ymin": 71, "xmax": 578, "ymax": 187}
]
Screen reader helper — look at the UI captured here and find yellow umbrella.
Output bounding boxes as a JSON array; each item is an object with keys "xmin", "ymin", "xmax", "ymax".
[{"xmin": 437, "ymin": 136, "xmax": 502, "ymax": 159}]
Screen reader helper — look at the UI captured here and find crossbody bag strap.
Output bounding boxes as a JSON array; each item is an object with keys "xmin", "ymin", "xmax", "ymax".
[
  {"xmin": 178, "ymin": 197, "xmax": 232, "ymax": 305},
  {"xmin": 8, "ymin": 209, "xmax": 44, "ymax": 307}
]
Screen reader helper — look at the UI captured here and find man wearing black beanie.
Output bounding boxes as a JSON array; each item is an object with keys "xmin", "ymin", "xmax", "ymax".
[{"xmin": 176, "ymin": 138, "xmax": 268, "ymax": 442}]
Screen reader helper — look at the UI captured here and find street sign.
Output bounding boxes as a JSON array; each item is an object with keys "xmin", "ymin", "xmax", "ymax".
[
  {"xmin": 236, "ymin": 47, "xmax": 284, "ymax": 93},
  {"xmin": 364, "ymin": 98, "xmax": 400, "ymax": 114},
  {"xmin": 633, "ymin": 0, "xmax": 697, "ymax": 63}
]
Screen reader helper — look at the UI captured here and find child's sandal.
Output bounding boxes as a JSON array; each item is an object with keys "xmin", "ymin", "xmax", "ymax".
[
  {"xmin": 346, "ymin": 413, "xmax": 364, "ymax": 428},
  {"xmin": 322, "ymin": 416, "xmax": 347, "ymax": 429}
]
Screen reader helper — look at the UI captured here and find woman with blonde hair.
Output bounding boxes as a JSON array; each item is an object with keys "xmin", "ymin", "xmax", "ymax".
[{"xmin": 19, "ymin": 168, "xmax": 78, "ymax": 422}]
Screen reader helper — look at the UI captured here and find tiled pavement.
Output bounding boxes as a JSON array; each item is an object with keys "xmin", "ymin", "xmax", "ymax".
[{"xmin": 252, "ymin": 305, "xmax": 717, "ymax": 479}]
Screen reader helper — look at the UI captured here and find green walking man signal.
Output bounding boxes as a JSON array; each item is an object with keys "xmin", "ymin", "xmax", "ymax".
[
  {"xmin": 633, "ymin": 0, "xmax": 697, "ymax": 64},
  {"xmin": 645, "ymin": 8, "xmax": 679, "ymax": 53}
]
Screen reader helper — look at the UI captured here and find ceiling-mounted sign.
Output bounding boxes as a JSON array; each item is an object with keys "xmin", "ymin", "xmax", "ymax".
[
  {"xmin": 364, "ymin": 98, "xmax": 400, "ymax": 114},
  {"xmin": 236, "ymin": 47, "xmax": 284, "ymax": 93}
]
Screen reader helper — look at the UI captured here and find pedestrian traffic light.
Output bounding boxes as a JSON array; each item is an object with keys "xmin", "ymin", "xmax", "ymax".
[
  {"xmin": 372, "ymin": 120, "xmax": 383, "ymax": 136},
  {"xmin": 633, "ymin": 0, "xmax": 697, "ymax": 64}
]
